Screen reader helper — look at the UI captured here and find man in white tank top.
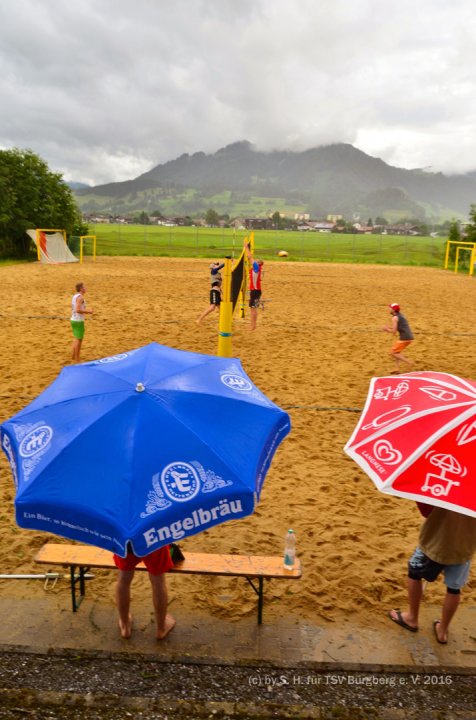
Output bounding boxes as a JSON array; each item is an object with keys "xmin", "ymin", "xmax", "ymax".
[{"xmin": 71, "ymin": 282, "xmax": 93, "ymax": 362}]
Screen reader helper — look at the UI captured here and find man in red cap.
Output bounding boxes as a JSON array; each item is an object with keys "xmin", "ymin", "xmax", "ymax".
[{"xmin": 383, "ymin": 302, "xmax": 414, "ymax": 373}]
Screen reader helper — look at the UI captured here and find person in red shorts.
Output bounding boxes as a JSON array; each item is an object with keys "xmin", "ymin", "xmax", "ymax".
[
  {"xmin": 244, "ymin": 239, "xmax": 264, "ymax": 331},
  {"xmin": 113, "ymin": 544, "xmax": 176, "ymax": 640},
  {"xmin": 382, "ymin": 302, "xmax": 414, "ymax": 373}
]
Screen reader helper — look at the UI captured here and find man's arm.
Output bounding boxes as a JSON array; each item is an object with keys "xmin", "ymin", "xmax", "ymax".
[
  {"xmin": 75, "ymin": 296, "xmax": 93, "ymax": 315},
  {"xmin": 383, "ymin": 316, "xmax": 398, "ymax": 334},
  {"xmin": 243, "ymin": 240, "xmax": 252, "ymax": 262},
  {"xmin": 74, "ymin": 295, "xmax": 83, "ymax": 314},
  {"xmin": 211, "ymin": 263, "xmax": 225, "ymax": 275}
]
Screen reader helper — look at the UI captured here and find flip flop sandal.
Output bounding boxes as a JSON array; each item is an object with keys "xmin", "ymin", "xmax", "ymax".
[{"xmin": 388, "ymin": 609, "xmax": 418, "ymax": 632}]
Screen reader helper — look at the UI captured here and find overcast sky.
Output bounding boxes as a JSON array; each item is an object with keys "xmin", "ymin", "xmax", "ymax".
[{"xmin": 1, "ymin": 0, "xmax": 476, "ymax": 185}]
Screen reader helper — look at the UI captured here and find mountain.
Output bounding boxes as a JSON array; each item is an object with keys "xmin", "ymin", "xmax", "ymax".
[
  {"xmin": 67, "ymin": 181, "xmax": 91, "ymax": 190},
  {"xmin": 74, "ymin": 141, "xmax": 476, "ymax": 221}
]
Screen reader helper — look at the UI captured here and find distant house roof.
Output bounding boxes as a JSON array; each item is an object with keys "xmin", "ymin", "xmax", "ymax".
[
  {"xmin": 385, "ymin": 224, "xmax": 420, "ymax": 235},
  {"xmin": 311, "ymin": 222, "xmax": 335, "ymax": 230},
  {"xmin": 243, "ymin": 218, "xmax": 272, "ymax": 229}
]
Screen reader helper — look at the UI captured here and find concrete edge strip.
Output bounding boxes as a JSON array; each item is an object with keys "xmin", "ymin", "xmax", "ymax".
[{"xmin": 0, "ymin": 642, "xmax": 474, "ymax": 677}]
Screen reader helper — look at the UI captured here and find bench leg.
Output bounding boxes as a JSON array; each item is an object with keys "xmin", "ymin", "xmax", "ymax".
[
  {"xmin": 70, "ymin": 565, "xmax": 88, "ymax": 612},
  {"xmin": 257, "ymin": 577, "xmax": 263, "ymax": 625},
  {"xmin": 246, "ymin": 577, "xmax": 264, "ymax": 625}
]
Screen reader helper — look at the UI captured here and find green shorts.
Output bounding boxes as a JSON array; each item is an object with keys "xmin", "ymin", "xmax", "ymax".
[{"xmin": 71, "ymin": 320, "xmax": 85, "ymax": 339}]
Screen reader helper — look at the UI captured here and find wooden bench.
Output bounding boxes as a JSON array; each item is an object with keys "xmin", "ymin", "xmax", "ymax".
[{"xmin": 35, "ymin": 542, "xmax": 302, "ymax": 625}]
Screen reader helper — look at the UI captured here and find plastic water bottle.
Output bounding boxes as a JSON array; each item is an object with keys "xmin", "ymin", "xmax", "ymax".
[{"xmin": 283, "ymin": 529, "xmax": 296, "ymax": 570}]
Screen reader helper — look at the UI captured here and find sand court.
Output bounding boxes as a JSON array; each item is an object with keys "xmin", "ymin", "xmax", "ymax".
[{"xmin": 1, "ymin": 257, "xmax": 476, "ymax": 630}]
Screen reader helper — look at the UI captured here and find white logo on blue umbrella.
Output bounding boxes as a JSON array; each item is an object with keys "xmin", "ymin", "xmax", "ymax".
[
  {"xmin": 160, "ymin": 462, "xmax": 201, "ymax": 501},
  {"xmin": 95, "ymin": 353, "xmax": 129, "ymax": 364},
  {"xmin": 19, "ymin": 426, "xmax": 53, "ymax": 458},
  {"xmin": 221, "ymin": 373, "xmax": 253, "ymax": 393},
  {"xmin": 1, "ymin": 434, "xmax": 18, "ymax": 487}
]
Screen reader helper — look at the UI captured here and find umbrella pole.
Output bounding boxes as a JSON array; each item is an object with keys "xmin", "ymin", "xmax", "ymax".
[
  {"xmin": 0, "ymin": 572, "xmax": 94, "ymax": 592},
  {"xmin": 0, "ymin": 573, "xmax": 63, "ymax": 579}
]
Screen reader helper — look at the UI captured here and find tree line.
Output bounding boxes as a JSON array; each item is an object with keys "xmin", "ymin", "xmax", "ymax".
[{"xmin": 0, "ymin": 148, "xmax": 86, "ymax": 259}]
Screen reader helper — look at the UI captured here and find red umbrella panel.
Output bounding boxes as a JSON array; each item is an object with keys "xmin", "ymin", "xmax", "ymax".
[{"xmin": 344, "ymin": 372, "xmax": 476, "ymax": 517}]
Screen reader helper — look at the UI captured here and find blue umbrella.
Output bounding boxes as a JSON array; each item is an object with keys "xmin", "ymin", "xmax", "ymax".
[{"xmin": 1, "ymin": 343, "xmax": 290, "ymax": 557}]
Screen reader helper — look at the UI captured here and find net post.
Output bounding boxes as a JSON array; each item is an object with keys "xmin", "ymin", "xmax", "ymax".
[{"xmin": 217, "ymin": 257, "xmax": 233, "ymax": 357}]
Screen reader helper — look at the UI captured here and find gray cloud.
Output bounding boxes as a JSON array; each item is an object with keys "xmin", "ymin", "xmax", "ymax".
[{"xmin": 1, "ymin": 0, "xmax": 475, "ymax": 184}]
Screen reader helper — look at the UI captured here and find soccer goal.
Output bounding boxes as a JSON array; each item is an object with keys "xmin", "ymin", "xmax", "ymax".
[
  {"xmin": 78, "ymin": 235, "xmax": 97, "ymax": 263},
  {"xmin": 27, "ymin": 229, "xmax": 79, "ymax": 264},
  {"xmin": 444, "ymin": 240, "xmax": 476, "ymax": 276}
]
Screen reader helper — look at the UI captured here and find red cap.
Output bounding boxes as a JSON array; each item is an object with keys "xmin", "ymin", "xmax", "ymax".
[{"xmin": 389, "ymin": 303, "xmax": 400, "ymax": 312}]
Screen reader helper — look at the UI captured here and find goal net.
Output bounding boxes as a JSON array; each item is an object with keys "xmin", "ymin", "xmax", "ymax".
[{"xmin": 27, "ymin": 229, "xmax": 78, "ymax": 264}]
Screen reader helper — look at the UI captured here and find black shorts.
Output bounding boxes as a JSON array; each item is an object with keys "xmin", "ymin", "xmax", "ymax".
[
  {"xmin": 210, "ymin": 288, "xmax": 221, "ymax": 306},
  {"xmin": 249, "ymin": 290, "xmax": 262, "ymax": 308}
]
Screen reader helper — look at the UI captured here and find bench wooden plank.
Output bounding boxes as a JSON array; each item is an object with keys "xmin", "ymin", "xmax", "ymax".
[
  {"xmin": 171, "ymin": 552, "xmax": 302, "ymax": 578},
  {"xmin": 34, "ymin": 542, "xmax": 302, "ymax": 624},
  {"xmin": 35, "ymin": 543, "xmax": 302, "ymax": 579}
]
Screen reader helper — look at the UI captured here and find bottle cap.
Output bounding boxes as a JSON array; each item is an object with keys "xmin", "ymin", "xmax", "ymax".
[{"xmin": 288, "ymin": 529, "xmax": 294, "ymax": 533}]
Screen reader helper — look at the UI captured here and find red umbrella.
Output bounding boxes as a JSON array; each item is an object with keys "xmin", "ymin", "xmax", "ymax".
[{"xmin": 344, "ymin": 371, "xmax": 476, "ymax": 517}]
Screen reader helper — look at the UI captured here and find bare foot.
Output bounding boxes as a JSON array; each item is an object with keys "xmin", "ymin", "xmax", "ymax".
[
  {"xmin": 118, "ymin": 613, "xmax": 133, "ymax": 639},
  {"xmin": 433, "ymin": 620, "xmax": 448, "ymax": 644},
  {"xmin": 156, "ymin": 613, "xmax": 176, "ymax": 640}
]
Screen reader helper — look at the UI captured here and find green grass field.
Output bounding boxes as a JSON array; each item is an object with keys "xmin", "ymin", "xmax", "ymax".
[
  {"xmin": 82, "ymin": 224, "xmax": 447, "ymax": 267},
  {"xmin": 0, "ymin": 258, "xmax": 34, "ymax": 267}
]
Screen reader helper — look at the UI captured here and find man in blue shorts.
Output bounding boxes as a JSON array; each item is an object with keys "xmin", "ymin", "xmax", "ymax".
[{"xmin": 388, "ymin": 505, "xmax": 476, "ymax": 643}]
